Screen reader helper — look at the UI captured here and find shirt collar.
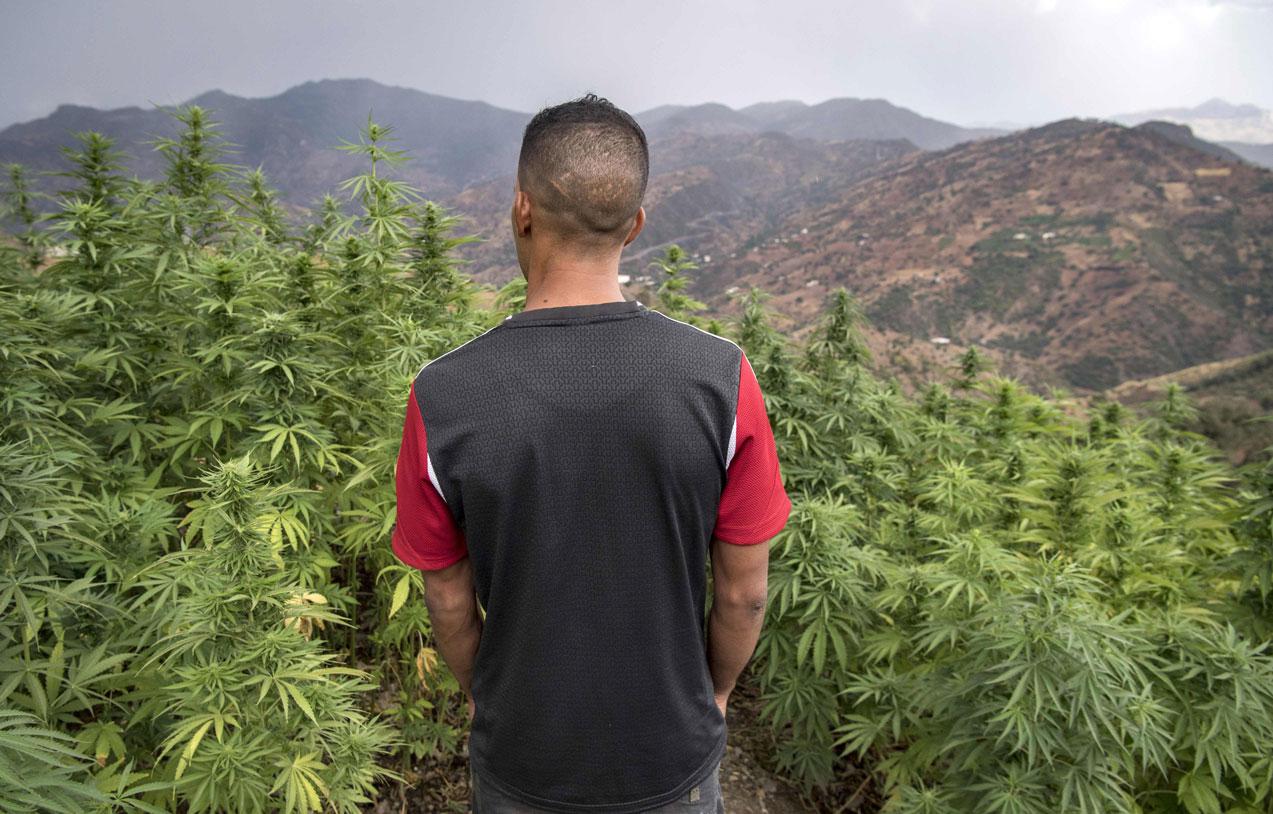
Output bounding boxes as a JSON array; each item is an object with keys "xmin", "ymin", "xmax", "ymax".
[{"xmin": 504, "ymin": 298, "xmax": 646, "ymax": 326}]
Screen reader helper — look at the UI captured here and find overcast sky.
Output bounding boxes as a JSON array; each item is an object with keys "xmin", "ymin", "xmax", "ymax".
[{"xmin": 2, "ymin": 0, "xmax": 1271, "ymax": 130}]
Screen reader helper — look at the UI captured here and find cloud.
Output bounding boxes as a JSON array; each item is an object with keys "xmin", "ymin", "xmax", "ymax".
[
  {"xmin": 1206, "ymin": 0, "xmax": 1273, "ymax": 7},
  {"xmin": 903, "ymin": 0, "xmax": 935, "ymax": 23}
]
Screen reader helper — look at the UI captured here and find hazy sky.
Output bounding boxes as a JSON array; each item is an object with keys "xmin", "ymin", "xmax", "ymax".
[{"xmin": 2, "ymin": 0, "xmax": 1272, "ymax": 129}]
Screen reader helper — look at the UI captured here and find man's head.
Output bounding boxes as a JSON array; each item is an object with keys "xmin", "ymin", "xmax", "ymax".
[{"xmin": 512, "ymin": 93, "xmax": 648, "ymax": 270}]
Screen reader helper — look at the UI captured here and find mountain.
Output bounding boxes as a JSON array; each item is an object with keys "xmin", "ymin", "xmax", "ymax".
[
  {"xmin": 743, "ymin": 98, "xmax": 1003, "ymax": 149},
  {"xmin": 661, "ymin": 118, "xmax": 1273, "ymax": 391},
  {"xmin": 1111, "ymin": 98, "xmax": 1273, "ymax": 145},
  {"xmin": 0, "ymin": 78, "xmax": 528, "ymax": 203},
  {"xmin": 0, "ymin": 80, "xmax": 996, "ymax": 211},
  {"xmin": 636, "ymin": 97, "xmax": 1000, "ymax": 149},
  {"xmin": 635, "ymin": 103, "xmax": 760, "ymax": 138},
  {"xmin": 457, "ymin": 114, "xmax": 1273, "ymax": 394},
  {"xmin": 1221, "ymin": 141, "xmax": 1273, "ymax": 170},
  {"xmin": 737, "ymin": 100, "xmax": 810, "ymax": 124},
  {"xmin": 450, "ymin": 131, "xmax": 919, "ymax": 281},
  {"xmin": 1133, "ymin": 120, "xmax": 1246, "ymax": 163}
]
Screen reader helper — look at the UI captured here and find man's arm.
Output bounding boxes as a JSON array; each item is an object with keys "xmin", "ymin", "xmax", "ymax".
[
  {"xmin": 706, "ymin": 535, "xmax": 770, "ymax": 715},
  {"xmin": 706, "ymin": 349, "xmax": 791, "ymax": 717},
  {"xmin": 392, "ymin": 381, "xmax": 481, "ymax": 714},
  {"xmin": 421, "ymin": 555, "xmax": 483, "ymax": 710}
]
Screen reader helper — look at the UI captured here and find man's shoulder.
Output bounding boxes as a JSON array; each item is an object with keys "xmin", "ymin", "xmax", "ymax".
[
  {"xmin": 639, "ymin": 309, "xmax": 743, "ymax": 361},
  {"xmin": 413, "ymin": 321, "xmax": 509, "ymax": 386}
]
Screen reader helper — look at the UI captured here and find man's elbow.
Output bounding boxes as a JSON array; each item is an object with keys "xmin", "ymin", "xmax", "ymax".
[
  {"xmin": 714, "ymin": 582, "xmax": 769, "ymax": 617},
  {"xmin": 421, "ymin": 559, "xmax": 477, "ymax": 617},
  {"xmin": 424, "ymin": 586, "xmax": 475, "ymax": 617}
]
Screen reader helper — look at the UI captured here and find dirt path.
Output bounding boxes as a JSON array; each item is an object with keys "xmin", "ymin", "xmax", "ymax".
[
  {"xmin": 715, "ymin": 679, "xmax": 813, "ymax": 814},
  {"xmin": 716, "ymin": 736, "xmax": 810, "ymax": 814}
]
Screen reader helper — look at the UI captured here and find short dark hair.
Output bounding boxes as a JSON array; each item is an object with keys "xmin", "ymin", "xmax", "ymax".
[{"xmin": 517, "ymin": 93, "xmax": 649, "ymax": 247}]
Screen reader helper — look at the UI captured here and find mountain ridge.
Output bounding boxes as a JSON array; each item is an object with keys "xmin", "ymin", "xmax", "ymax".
[
  {"xmin": 4, "ymin": 80, "xmax": 1271, "ymax": 395},
  {"xmin": 1112, "ymin": 97, "xmax": 1273, "ymax": 149},
  {"xmin": 0, "ymin": 78, "xmax": 1001, "ymax": 194},
  {"xmin": 634, "ymin": 96, "xmax": 1002, "ymax": 148}
]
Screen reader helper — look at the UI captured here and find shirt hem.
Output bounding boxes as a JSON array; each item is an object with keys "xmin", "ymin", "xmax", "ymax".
[
  {"xmin": 712, "ymin": 498, "xmax": 793, "ymax": 545},
  {"xmin": 471, "ymin": 723, "xmax": 727, "ymax": 813},
  {"xmin": 391, "ymin": 526, "xmax": 467, "ymax": 571}
]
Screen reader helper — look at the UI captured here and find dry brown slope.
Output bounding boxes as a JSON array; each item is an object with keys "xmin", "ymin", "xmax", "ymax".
[
  {"xmin": 1108, "ymin": 349, "xmax": 1273, "ymax": 464},
  {"xmin": 714, "ymin": 119, "xmax": 1273, "ymax": 391}
]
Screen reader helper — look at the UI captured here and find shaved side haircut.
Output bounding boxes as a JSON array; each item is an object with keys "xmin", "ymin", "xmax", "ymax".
[{"xmin": 517, "ymin": 93, "xmax": 649, "ymax": 250}]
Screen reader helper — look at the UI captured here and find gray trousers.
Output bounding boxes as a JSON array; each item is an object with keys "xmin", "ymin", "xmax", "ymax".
[{"xmin": 470, "ymin": 759, "xmax": 726, "ymax": 813}]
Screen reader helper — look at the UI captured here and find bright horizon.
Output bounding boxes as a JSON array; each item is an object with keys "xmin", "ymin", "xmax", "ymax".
[
  {"xmin": 24, "ymin": 73, "xmax": 1265, "ymax": 128},
  {"xmin": 2, "ymin": 0, "xmax": 1272, "ymax": 132}
]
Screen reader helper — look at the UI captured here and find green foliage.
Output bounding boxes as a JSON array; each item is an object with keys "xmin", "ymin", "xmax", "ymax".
[
  {"xmin": 2, "ymin": 163, "xmax": 48, "ymax": 268},
  {"xmin": 650, "ymin": 244, "xmax": 708, "ymax": 324},
  {"xmin": 0, "ymin": 106, "xmax": 488, "ymax": 811},
  {"xmin": 0, "ymin": 710, "xmax": 107, "ymax": 813},
  {"xmin": 742, "ymin": 290, "xmax": 1273, "ymax": 813},
  {"xmin": 1229, "ymin": 438, "xmax": 1273, "ymax": 642}
]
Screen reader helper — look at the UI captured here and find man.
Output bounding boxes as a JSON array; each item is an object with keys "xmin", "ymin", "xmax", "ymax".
[{"xmin": 392, "ymin": 93, "xmax": 792, "ymax": 813}]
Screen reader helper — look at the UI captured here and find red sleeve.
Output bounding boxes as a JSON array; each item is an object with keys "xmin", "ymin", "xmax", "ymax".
[
  {"xmin": 712, "ymin": 351, "xmax": 793, "ymax": 545},
  {"xmin": 392, "ymin": 382, "xmax": 468, "ymax": 570}
]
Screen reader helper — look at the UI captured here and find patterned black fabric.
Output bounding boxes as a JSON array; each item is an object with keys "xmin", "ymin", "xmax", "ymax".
[{"xmin": 413, "ymin": 299, "xmax": 741, "ymax": 812}]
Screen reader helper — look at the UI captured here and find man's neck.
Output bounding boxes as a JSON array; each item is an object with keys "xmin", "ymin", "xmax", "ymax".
[{"xmin": 523, "ymin": 258, "xmax": 627, "ymax": 311}]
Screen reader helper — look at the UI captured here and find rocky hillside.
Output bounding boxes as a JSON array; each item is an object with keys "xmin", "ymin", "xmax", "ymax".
[{"xmin": 693, "ymin": 119, "xmax": 1273, "ymax": 391}]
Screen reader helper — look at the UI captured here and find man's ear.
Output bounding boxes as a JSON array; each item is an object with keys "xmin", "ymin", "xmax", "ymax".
[
  {"xmin": 512, "ymin": 187, "xmax": 532, "ymax": 237},
  {"xmin": 622, "ymin": 206, "xmax": 646, "ymax": 247}
]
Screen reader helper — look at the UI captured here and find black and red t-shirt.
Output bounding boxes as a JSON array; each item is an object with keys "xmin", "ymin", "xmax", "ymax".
[{"xmin": 393, "ymin": 298, "xmax": 792, "ymax": 812}]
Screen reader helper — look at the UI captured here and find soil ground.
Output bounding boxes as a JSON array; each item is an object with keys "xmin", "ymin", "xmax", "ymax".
[{"xmin": 714, "ymin": 682, "xmax": 813, "ymax": 814}]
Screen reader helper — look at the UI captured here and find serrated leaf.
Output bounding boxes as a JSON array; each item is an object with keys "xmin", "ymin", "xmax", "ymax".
[{"xmin": 389, "ymin": 574, "xmax": 410, "ymax": 619}]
